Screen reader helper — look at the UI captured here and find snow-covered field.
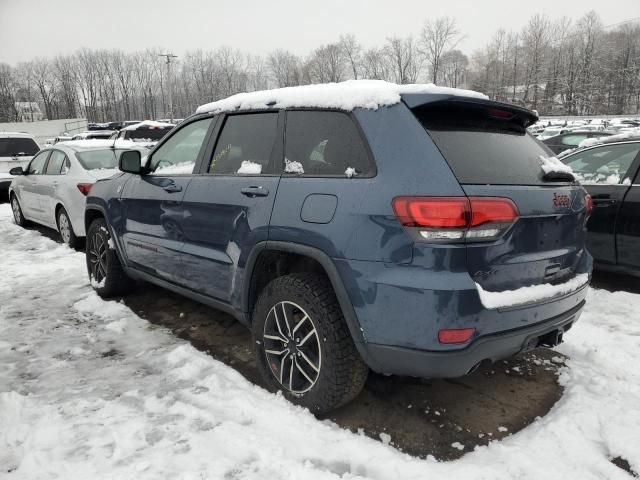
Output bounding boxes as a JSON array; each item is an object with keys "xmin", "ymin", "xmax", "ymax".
[{"xmin": 1, "ymin": 203, "xmax": 639, "ymax": 480}]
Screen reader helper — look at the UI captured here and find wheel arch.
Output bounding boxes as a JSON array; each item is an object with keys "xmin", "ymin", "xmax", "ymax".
[{"xmin": 243, "ymin": 241, "xmax": 367, "ymax": 348}]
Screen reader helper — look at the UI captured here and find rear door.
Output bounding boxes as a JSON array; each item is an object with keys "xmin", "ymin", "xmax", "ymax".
[
  {"xmin": 562, "ymin": 142, "xmax": 640, "ymax": 264},
  {"xmin": 120, "ymin": 116, "xmax": 215, "ymax": 282},
  {"xmin": 413, "ymin": 101, "xmax": 591, "ymax": 293},
  {"xmin": 178, "ymin": 111, "xmax": 282, "ymax": 304}
]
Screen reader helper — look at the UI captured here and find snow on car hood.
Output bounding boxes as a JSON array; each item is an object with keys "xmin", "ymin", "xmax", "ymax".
[{"xmin": 196, "ymin": 79, "xmax": 488, "ymax": 114}]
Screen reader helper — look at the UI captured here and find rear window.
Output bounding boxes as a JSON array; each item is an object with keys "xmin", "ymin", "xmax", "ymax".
[
  {"xmin": 0, "ymin": 137, "xmax": 39, "ymax": 157},
  {"xmin": 125, "ymin": 128, "xmax": 171, "ymax": 141},
  {"xmin": 414, "ymin": 103, "xmax": 554, "ymax": 185},
  {"xmin": 76, "ymin": 149, "xmax": 125, "ymax": 170}
]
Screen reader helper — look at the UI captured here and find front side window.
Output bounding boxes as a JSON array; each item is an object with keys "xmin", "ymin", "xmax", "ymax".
[
  {"xmin": 209, "ymin": 113, "xmax": 278, "ymax": 175},
  {"xmin": 564, "ymin": 143, "xmax": 640, "ymax": 185},
  {"xmin": 149, "ymin": 118, "xmax": 214, "ymax": 175},
  {"xmin": 45, "ymin": 150, "xmax": 67, "ymax": 175},
  {"xmin": 27, "ymin": 151, "xmax": 50, "ymax": 175},
  {"xmin": 284, "ymin": 111, "xmax": 373, "ymax": 177}
]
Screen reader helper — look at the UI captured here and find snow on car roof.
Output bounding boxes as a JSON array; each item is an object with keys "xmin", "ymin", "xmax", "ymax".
[
  {"xmin": 121, "ymin": 120, "xmax": 175, "ymax": 131},
  {"xmin": 56, "ymin": 139, "xmax": 146, "ymax": 150},
  {"xmin": 0, "ymin": 131, "xmax": 36, "ymax": 138},
  {"xmin": 196, "ymin": 79, "xmax": 488, "ymax": 114}
]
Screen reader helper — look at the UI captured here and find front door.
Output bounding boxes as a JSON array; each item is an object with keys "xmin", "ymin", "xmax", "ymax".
[
  {"xmin": 563, "ymin": 142, "xmax": 640, "ymax": 265},
  {"xmin": 19, "ymin": 150, "xmax": 50, "ymax": 221},
  {"xmin": 616, "ymin": 156, "xmax": 640, "ymax": 269},
  {"xmin": 178, "ymin": 111, "xmax": 282, "ymax": 304},
  {"xmin": 120, "ymin": 116, "xmax": 215, "ymax": 283}
]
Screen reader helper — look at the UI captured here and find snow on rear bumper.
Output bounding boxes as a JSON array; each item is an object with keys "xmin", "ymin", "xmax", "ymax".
[{"xmin": 475, "ymin": 273, "xmax": 590, "ymax": 310}]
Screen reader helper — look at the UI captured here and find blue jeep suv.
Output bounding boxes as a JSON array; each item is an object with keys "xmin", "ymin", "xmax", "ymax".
[{"xmin": 85, "ymin": 82, "xmax": 592, "ymax": 413}]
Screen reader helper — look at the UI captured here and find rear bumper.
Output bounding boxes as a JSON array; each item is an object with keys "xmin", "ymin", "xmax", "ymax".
[{"xmin": 362, "ymin": 298, "xmax": 584, "ymax": 378}]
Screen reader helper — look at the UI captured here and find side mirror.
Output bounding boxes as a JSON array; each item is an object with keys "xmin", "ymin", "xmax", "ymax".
[
  {"xmin": 119, "ymin": 150, "xmax": 142, "ymax": 174},
  {"xmin": 9, "ymin": 166, "xmax": 24, "ymax": 176}
]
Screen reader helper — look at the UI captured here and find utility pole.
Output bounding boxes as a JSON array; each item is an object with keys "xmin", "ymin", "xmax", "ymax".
[{"xmin": 159, "ymin": 52, "xmax": 178, "ymax": 123}]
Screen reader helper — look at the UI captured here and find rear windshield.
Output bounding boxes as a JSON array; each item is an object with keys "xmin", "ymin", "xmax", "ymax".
[
  {"xmin": 414, "ymin": 103, "xmax": 555, "ymax": 185},
  {"xmin": 126, "ymin": 128, "xmax": 171, "ymax": 141},
  {"xmin": 0, "ymin": 137, "xmax": 39, "ymax": 157},
  {"xmin": 76, "ymin": 149, "xmax": 125, "ymax": 170}
]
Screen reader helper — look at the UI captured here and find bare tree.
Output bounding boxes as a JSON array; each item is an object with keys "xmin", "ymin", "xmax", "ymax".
[
  {"xmin": 420, "ymin": 16, "xmax": 460, "ymax": 84},
  {"xmin": 340, "ymin": 34, "xmax": 362, "ymax": 79},
  {"xmin": 385, "ymin": 36, "xmax": 421, "ymax": 84}
]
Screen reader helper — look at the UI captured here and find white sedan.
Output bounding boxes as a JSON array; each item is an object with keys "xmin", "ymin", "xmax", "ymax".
[{"xmin": 8, "ymin": 140, "xmax": 143, "ymax": 247}]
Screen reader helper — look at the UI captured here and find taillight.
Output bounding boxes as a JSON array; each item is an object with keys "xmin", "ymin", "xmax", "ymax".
[
  {"xmin": 584, "ymin": 194, "xmax": 593, "ymax": 216},
  {"xmin": 77, "ymin": 183, "xmax": 93, "ymax": 195},
  {"xmin": 392, "ymin": 196, "xmax": 519, "ymax": 243},
  {"xmin": 438, "ymin": 328, "xmax": 476, "ymax": 344}
]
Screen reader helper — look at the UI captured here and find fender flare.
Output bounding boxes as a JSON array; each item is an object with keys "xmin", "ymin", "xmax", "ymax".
[{"xmin": 243, "ymin": 241, "xmax": 367, "ymax": 349}]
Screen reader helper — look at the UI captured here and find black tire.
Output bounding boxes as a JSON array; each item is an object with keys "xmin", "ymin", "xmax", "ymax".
[
  {"xmin": 57, "ymin": 207, "xmax": 81, "ymax": 249},
  {"xmin": 86, "ymin": 217, "xmax": 134, "ymax": 297},
  {"xmin": 10, "ymin": 194, "xmax": 29, "ymax": 227},
  {"xmin": 252, "ymin": 273, "xmax": 368, "ymax": 414}
]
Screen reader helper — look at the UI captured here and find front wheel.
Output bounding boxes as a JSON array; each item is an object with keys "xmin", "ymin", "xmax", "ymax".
[
  {"xmin": 86, "ymin": 217, "xmax": 134, "ymax": 297},
  {"xmin": 252, "ymin": 273, "xmax": 368, "ymax": 414},
  {"xmin": 10, "ymin": 194, "xmax": 28, "ymax": 227}
]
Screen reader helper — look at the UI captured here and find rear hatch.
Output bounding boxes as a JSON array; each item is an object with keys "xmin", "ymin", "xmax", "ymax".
[
  {"xmin": 410, "ymin": 99, "xmax": 590, "ymax": 293},
  {"xmin": 0, "ymin": 137, "xmax": 39, "ymax": 176}
]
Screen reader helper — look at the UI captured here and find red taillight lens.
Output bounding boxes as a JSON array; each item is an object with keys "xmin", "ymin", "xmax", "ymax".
[
  {"xmin": 438, "ymin": 328, "xmax": 476, "ymax": 344},
  {"xmin": 469, "ymin": 198, "xmax": 518, "ymax": 227},
  {"xmin": 584, "ymin": 194, "xmax": 593, "ymax": 216},
  {"xmin": 392, "ymin": 196, "xmax": 519, "ymax": 242},
  {"xmin": 77, "ymin": 183, "xmax": 93, "ymax": 195},
  {"xmin": 392, "ymin": 197, "xmax": 468, "ymax": 228}
]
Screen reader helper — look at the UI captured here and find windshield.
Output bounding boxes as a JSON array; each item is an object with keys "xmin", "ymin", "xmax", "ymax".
[
  {"xmin": 0, "ymin": 137, "xmax": 40, "ymax": 157},
  {"xmin": 76, "ymin": 149, "xmax": 127, "ymax": 170}
]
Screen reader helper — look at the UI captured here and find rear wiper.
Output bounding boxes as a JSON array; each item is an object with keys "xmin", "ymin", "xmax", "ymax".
[{"xmin": 543, "ymin": 171, "xmax": 575, "ymax": 182}]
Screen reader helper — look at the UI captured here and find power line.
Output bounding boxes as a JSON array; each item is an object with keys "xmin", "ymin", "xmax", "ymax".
[{"xmin": 159, "ymin": 52, "xmax": 178, "ymax": 123}]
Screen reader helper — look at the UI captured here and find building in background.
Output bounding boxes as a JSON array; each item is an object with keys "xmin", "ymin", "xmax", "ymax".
[{"xmin": 14, "ymin": 102, "xmax": 44, "ymax": 122}]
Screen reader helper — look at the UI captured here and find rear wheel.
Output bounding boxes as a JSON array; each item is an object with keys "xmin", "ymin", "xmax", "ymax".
[
  {"xmin": 57, "ymin": 207, "xmax": 80, "ymax": 248},
  {"xmin": 10, "ymin": 194, "xmax": 28, "ymax": 227},
  {"xmin": 252, "ymin": 273, "xmax": 368, "ymax": 414},
  {"xmin": 86, "ymin": 217, "xmax": 134, "ymax": 297}
]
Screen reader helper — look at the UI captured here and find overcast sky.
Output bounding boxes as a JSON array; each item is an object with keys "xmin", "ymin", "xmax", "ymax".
[{"xmin": 1, "ymin": 0, "xmax": 639, "ymax": 65}]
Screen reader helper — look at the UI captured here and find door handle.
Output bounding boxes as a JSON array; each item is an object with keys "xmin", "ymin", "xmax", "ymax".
[
  {"xmin": 241, "ymin": 186, "xmax": 269, "ymax": 197},
  {"xmin": 592, "ymin": 199, "xmax": 616, "ymax": 207},
  {"xmin": 163, "ymin": 183, "xmax": 182, "ymax": 193}
]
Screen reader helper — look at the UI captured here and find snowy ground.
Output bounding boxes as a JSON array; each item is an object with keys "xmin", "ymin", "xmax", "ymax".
[{"xmin": 1, "ymin": 203, "xmax": 639, "ymax": 480}]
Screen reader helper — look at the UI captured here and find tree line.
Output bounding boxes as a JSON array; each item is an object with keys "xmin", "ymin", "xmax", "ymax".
[{"xmin": 0, "ymin": 10, "xmax": 638, "ymax": 123}]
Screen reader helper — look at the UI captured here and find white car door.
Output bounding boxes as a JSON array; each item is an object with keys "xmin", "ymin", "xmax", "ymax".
[
  {"xmin": 39, "ymin": 149, "xmax": 68, "ymax": 227},
  {"xmin": 20, "ymin": 150, "xmax": 50, "ymax": 220}
]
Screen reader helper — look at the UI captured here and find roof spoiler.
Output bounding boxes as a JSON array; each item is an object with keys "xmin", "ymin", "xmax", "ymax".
[{"xmin": 401, "ymin": 94, "xmax": 539, "ymax": 128}]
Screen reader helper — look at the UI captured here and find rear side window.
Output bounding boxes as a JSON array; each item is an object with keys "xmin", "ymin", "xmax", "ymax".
[
  {"xmin": 414, "ymin": 103, "xmax": 553, "ymax": 185},
  {"xmin": 209, "ymin": 113, "xmax": 278, "ymax": 175},
  {"xmin": 45, "ymin": 150, "xmax": 67, "ymax": 175},
  {"xmin": 285, "ymin": 111, "xmax": 373, "ymax": 177},
  {"xmin": 0, "ymin": 137, "xmax": 39, "ymax": 157}
]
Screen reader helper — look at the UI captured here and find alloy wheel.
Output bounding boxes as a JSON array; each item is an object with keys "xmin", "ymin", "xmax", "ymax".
[
  {"xmin": 58, "ymin": 212, "xmax": 71, "ymax": 244},
  {"xmin": 88, "ymin": 230, "xmax": 108, "ymax": 283},
  {"xmin": 263, "ymin": 301, "xmax": 321, "ymax": 394},
  {"xmin": 11, "ymin": 198, "xmax": 22, "ymax": 224}
]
